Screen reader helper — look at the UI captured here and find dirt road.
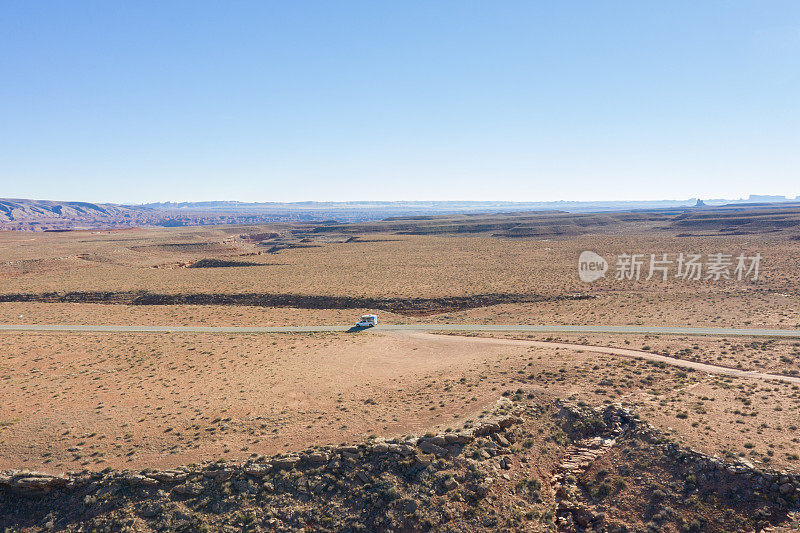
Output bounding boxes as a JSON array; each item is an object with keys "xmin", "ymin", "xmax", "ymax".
[{"xmin": 398, "ymin": 331, "xmax": 800, "ymax": 385}]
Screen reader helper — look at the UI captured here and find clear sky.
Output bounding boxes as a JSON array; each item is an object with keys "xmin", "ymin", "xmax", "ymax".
[{"xmin": 1, "ymin": 1, "xmax": 798, "ymax": 204}]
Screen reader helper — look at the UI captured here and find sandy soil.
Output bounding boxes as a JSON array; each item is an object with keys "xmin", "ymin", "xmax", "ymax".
[
  {"xmin": 2, "ymin": 228, "xmax": 797, "ymax": 302},
  {"xmin": 2, "ymin": 227, "xmax": 799, "ymax": 334},
  {"xmin": 414, "ymin": 332, "xmax": 800, "ymax": 383},
  {"xmin": 4, "ymin": 329, "xmax": 798, "ymax": 475},
  {"xmin": 0, "ymin": 330, "xmax": 529, "ymax": 473},
  {"xmin": 2, "ymin": 289, "xmax": 799, "ymax": 331},
  {"xmin": 442, "ymin": 331, "xmax": 800, "ymax": 472},
  {"xmin": 2, "ymin": 226, "xmax": 799, "ymax": 478}
]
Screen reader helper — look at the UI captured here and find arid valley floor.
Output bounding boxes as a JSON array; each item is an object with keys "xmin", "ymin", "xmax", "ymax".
[{"xmin": 1, "ymin": 207, "xmax": 800, "ymax": 531}]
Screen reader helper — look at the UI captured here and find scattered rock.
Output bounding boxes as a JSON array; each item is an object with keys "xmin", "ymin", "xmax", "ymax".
[
  {"xmin": 243, "ymin": 463, "xmax": 271, "ymax": 477},
  {"xmin": 125, "ymin": 474, "xmax": 159, "ymax": 487},
  {"xmin": 145, "ymin": 470, "xmax": 187, "ymax": 483},
  {"xmin": 172, "ymin": 481, "xmax": 204, "ymax": 496},
  {"xmin": 400, "ymin": 498, "xmax": 418, "ymax": 514},
  {"xmin": 138, "ymin": 502, "xmax": 163, "ymax": 518},
  {"xmin": 419, "ymin": 440, "xmax": 448, "ymax": 457},
  {"xmin": 272, "ymin": 456, "xmax": 300, "ymax": 470},
  {"xmin": 307, "ymin": 452, "xmax": 329, "ymax": 464}
]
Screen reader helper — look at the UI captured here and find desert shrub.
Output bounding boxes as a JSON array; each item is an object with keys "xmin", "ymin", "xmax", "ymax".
[
  {"xmin": 651, "ymin": 488, "xmax": 667, "ymax": 501},
  {"xmin": 568, "ymin": 415, "xmax": 605, "ymax": 435},
  {"xmin": 515, "ymin": 478, "xmax": 542, "ymax": 501},
  {"xmin": 680, "ymin": 519, "xmax": 703, "ymax": 532},
  {"xmin": 589, "ymin": 480, "xmax": 613, "ymax": 498}
]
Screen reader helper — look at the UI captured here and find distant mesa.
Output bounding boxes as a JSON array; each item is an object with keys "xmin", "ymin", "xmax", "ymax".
[
  {"xmin": 2, "ymin": 196, "xmax": 800, "ymax": 231},
  {"xmin": 746, "ymin": 194, "xmax": 789, "ymax": 202}
]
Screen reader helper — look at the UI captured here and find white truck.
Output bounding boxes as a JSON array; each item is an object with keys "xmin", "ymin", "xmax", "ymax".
[{"xmin": 355, "ymin": 314, "xmax": 378, "ymax": 328}]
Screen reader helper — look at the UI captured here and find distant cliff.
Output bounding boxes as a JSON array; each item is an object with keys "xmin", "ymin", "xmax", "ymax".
[
  {"xmin": 2, "ymin": 196, "xmax": 799, "ymax": 231},
  {"xmin": 0, "ymin": 199, "xmax": 140, "ymax": 231}
]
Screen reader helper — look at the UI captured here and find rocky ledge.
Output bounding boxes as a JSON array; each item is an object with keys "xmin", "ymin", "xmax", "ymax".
[
  {"xmin": 0, "ymin": 410, "xmax": 522, "ymax": 499},
  {"xmin": 558, "ymin": 401, "xmax": 800, "ymax": 505},
  {"xmin": 1, "ymin": 399, "xmax": 534, "ymax": 532}
]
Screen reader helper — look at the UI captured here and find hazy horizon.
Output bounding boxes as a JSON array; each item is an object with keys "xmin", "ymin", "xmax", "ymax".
[{"xmin": 4, "ymin": 194, "xmax": 800, "ymax": 208}]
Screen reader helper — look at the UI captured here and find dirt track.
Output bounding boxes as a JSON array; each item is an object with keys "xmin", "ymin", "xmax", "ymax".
[{"xmin": 400, "ymin": 332, "xmax": 800, "ymax": 385}]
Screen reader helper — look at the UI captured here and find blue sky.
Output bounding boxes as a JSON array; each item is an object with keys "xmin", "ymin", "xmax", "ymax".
[{"xmin": 1, "ymin": 1, "xmax": 798, "ymax": 203}]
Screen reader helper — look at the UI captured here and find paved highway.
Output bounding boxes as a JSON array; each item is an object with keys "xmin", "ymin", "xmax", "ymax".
[
  {"xmin": 4, "ymin": 323, "xmax": 799, "ymax": 383},
  {"xmin": 2, "ymin": 323, "xmax": 800, "ymax": 337}
]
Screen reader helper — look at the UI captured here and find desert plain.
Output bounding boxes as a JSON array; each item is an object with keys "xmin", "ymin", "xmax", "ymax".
[{"xmin": 1, "ymin": 206, "xmax": 800, "ymax": 531}]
